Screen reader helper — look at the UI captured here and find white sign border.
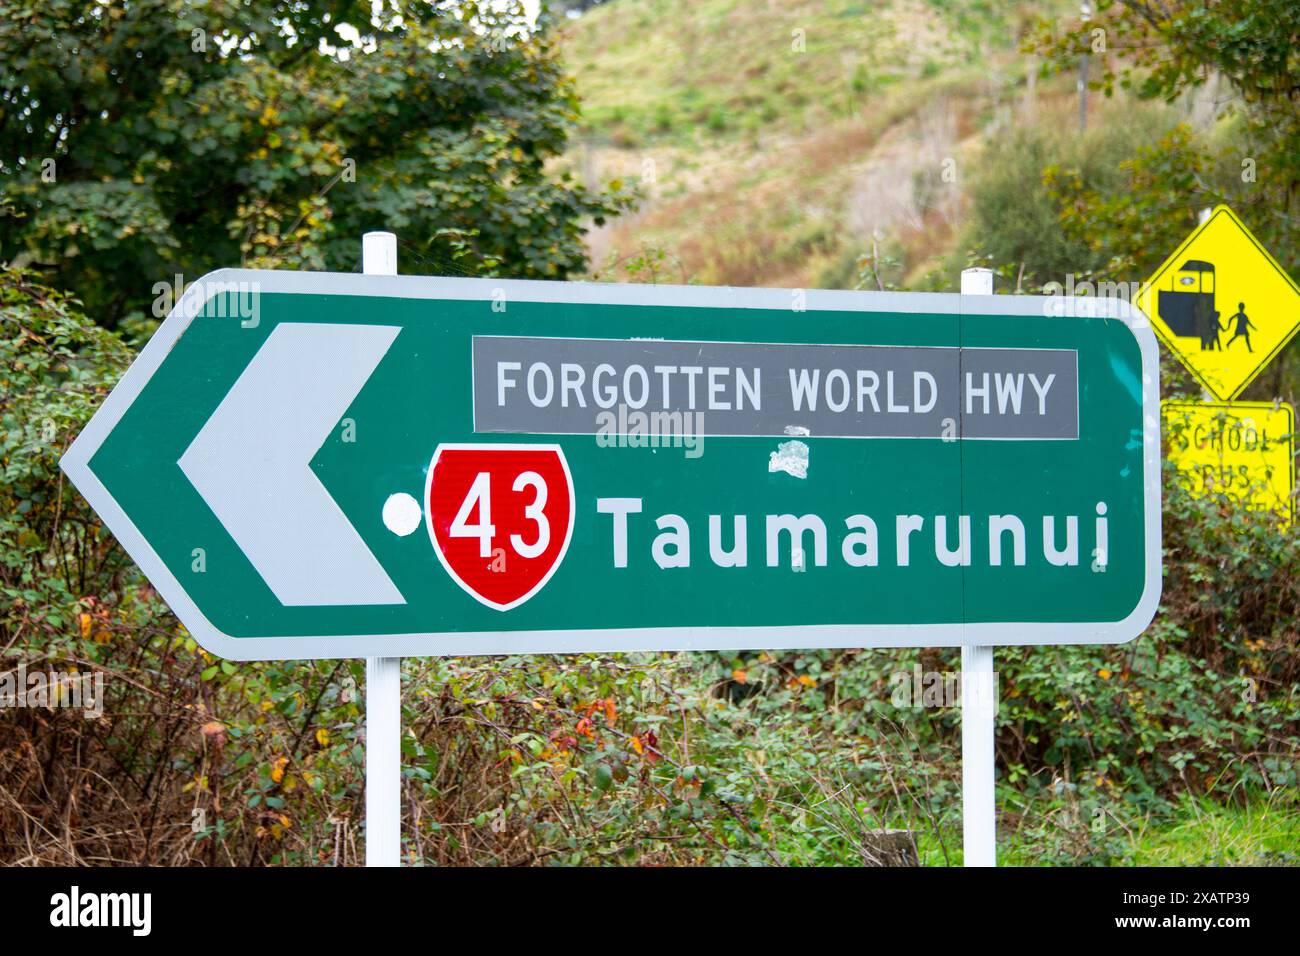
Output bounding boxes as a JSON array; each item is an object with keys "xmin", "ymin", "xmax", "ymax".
[{"xmin": 61, "ymin": 269, "xmax": 1161, "ymax": 660}]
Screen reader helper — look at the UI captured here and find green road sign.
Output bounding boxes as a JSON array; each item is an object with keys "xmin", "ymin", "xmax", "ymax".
[{"xmin": 62, "ymin": 271, "xmax": 1161, "ymax": 659}]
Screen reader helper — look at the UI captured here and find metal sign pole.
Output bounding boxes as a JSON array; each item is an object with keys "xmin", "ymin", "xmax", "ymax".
[
  {"xmin": 363, "ymin": 231, "xmax": 402, "ymax": 868},
  {"xmin": 960, "ymin": 644, "xmax": 996, "ymax": 866},
  {"xmin": 960, "ymin": 267, "xmax": 997, "ymax": 867}
]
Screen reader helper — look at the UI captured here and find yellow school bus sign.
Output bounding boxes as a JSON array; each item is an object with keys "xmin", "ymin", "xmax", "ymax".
[
  {"xmin": 1137, "ymin": 206, "xmax": 1300, "ymax": 400},
  {"xmin": 1162, "ymin": 401, "xmax": 1295, "ymax": 522}
]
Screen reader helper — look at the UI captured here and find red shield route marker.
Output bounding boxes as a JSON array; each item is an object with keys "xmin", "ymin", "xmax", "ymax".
[{"xmin": 425, "ymin": 443, "xmax": 575, "ymax": 611}]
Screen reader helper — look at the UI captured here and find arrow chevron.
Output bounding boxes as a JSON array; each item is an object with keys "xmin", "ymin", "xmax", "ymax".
[{"xmin": 178, "ymin": 322, "xmax": 404, "ymax": 607}]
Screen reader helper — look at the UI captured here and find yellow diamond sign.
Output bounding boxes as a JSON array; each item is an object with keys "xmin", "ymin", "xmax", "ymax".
[{"xmin": 1136, "ymin": 205, "xmax": 1300, "ymax": 400}]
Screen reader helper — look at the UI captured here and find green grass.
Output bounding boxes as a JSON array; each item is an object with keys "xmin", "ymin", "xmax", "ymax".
[
  {"xmin": 1122, "ymin": 793, "xmax": 1300, "ymax": 866},
  {"xmin": 562, "ymin": 0, "xmax": 1021, "ymax": 149},
  {"xmin": 904, "ymin": 791, "xmax": 1300, "ymax": 866}
]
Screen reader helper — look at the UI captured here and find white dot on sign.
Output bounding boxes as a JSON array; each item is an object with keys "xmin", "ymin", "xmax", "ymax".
[{"xmin": 382, "ymin": 493, "xmax": 422, "ymax": 536}]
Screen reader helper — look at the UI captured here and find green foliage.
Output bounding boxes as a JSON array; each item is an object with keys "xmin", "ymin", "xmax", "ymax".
[
  {"xmin": 589, "ymin": 241, "xmax": 687, "ymax": 285},
  {"xmin": 1029, "ymin": 0, "xmax": 1300, "ymax": 396},
  {"xmin": 962, "ymin": 110, "xmax": 1173, "ymax": 291},
  {"xmin": 0, "ymin": 268, "xmax": 131, "ymax": 631},
  {"xmin": 1031, "ymin": 0, "xmax": 1300, "ymax": 238},
  {"xmin": 1040, "ymin": 120, "xmax": 1299, "ymax": 397},
  {"xmin": 995, "ymin": 467, "xmax": 1300, "ymax": 851},
  {"xmin": 1042, "ymin": 124, "xmax": 1211, "ymax": 283},
  {"xmin": 0, "ymin": 0, "xmax": 633, "ymax": 327}
]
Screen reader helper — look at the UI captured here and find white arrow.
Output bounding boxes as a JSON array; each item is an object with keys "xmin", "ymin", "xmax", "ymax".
[{"xmin": 179, "ymin": 322, "xmax": 405, "ymax": 606}]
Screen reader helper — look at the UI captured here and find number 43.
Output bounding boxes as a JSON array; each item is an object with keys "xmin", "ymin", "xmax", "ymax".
[{"xmin": 450, "ymin": 471, "xmax": 549, "ymax": 559}]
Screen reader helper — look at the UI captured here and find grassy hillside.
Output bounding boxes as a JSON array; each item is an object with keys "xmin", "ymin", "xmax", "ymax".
[{"xmin": 559, "ymin": 0, "xmax": 1068, "ymax": 290}]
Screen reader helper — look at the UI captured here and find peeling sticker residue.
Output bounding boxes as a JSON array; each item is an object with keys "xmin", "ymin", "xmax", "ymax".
[
  {"xmin": 784, "ymin": 425, "xmax": 811, "ymax": 437},
  {"xmin": 768, "ymin": 439, "xmax": 809, "ymax": 479}
]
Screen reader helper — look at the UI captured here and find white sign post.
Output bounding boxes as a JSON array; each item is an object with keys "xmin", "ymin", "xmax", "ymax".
[
  {"xmin": 960, "ymin": 266, "xmax": 997, "ymax": 867},
  {"xmin": 961, "ymin": 641, "xmax": 996, "ymax": 866},
  {"xmin": 363, "ymin": 232, "xmax": 402, "ymax": 868}
]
